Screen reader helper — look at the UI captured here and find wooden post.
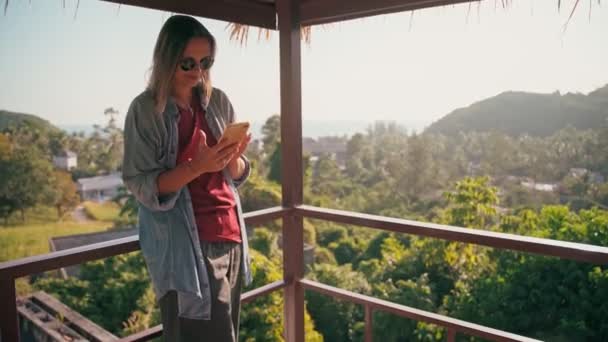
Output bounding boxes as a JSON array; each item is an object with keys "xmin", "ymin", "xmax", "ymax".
[
  {"xmin": 365, "ymin": 304, "xmax": 373, "ymax": 342},
  {"xmin": 0, "ymin": 275, "xmax": 19, "ymax": 342},
  {"xmin": 277, "ymin": 0, "xmax": 304, "ymax": 341},
  {"xmin": 447, "ymin": 328, "xmax": 456, "ymax": 342}
]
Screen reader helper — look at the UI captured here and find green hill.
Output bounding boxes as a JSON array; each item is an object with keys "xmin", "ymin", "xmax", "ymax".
[
  {"xmin": 0, "ymin": 110, "xmax": 59, "ymax": 133},
  {"xmin": 426, "ymin": 84, "xmax": 608, "ymax": 137}
]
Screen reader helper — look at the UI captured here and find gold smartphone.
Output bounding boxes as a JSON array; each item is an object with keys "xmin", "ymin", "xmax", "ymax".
[{"xmin": 219, "ymin": 122, "xmax": 250, "ymax": 145}]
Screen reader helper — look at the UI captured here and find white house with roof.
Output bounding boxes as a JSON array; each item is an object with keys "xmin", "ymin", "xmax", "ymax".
[
  {"xmin": 77, "ymin": 172, "xmax": 123, "ymax": 202},
  {"xmin": 521, "ymin": 181, "xmax": 558, "ymax": 192},
  {"xmin": 52, "ymin": 150, "xmax": 77, "ymax": 170}
]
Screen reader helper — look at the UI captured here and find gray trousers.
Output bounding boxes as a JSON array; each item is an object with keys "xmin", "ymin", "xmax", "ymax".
[{"xmin": 159, "ymin": 241, "xmax": 243, "ymax": 342}]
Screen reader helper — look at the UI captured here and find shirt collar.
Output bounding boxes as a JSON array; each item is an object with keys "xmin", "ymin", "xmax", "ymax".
[{"xmin": 167, "ymin": 84, "xmax": 208, "ymax": 118}]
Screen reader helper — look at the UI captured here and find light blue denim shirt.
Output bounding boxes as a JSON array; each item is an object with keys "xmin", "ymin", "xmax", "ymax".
[{"xmin": 122, "ymin": 86, "xmax": 252, "ymax": 320}]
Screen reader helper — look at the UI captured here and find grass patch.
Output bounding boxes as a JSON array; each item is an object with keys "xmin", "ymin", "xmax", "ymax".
[
  {"xmin": 83, "ymin": 201, "xmax": 121, "ymax": 222},
  {"xmin": 0, "ymin": 219, "xmax": 113, "ymax": 296},
  {"xmin": 0, "ymin": 220, "xmax": 112, "ymax": 263},
  {"xmin": 2, "ymin": 206, "xmax": 62, "ymax": 226}
]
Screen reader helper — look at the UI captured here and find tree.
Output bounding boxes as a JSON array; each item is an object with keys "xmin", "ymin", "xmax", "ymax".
[
  {"xmin": 446, "ymin": 207, "xmax": 608, "ymax": 340},
  {"xmin": 480, "ymin": 131, "xmax": 517, "ymax": 176},
  {"xmin": 61, "ymin": 108, "xmax": 124, "ymax": 175},
  {"xmin": 268, "ymin": 142, "xmax": 282, "ymax": 183},
  {"xmin": 0, "ymin": 133, "xmax": 11, "ymax": 155},
  {"xmin": 52, "ymin": 170, "xmax": 80, "ymax": 219},
  {"xmin": 442, "ymin": 176, "xmax": 499, "ymax": 229},
  {"xmin": 48, "ymin": 130, "xmax": 70, "ymax": 156},
  {"xmin": 592, "ymin": 123, "xmax": 608, "ymax": 175},
  {"xmin": 97, "ymin": 121, "xmax": 124, "ymax": 173},
  {"xmin": 372, "ymin": 274, "xmax": 436, "ymax": 342},
  {"xmin": 345, "ymin": 133, "xmax": 367, "ymax": 180},
  {"xmin": 592, "ymin": 182, "xmax": 608, "ymax": 207},
  {"xmin": 238, "ymin": 168, "xmax": 281, "ymax": 212},
  {"xmin": 316, "ymin": 225, "xmax": 347, "ymax": 247},
  {"xmin": 266, "ymin": 141, "xmax": 311, "ymax": 188},
  {"xmin": 113, "ymin": 186, "xmax": 138, "ymax": 226},
  {"xmin": 0, "ymin": 143, "xmax": 56, "ymax": 223},
  {"xmin": 331, "ymin": 237, "xmax": 366, "ymax": 265},
  {"xmin": 249, "ymin": 227, "xmax": 278, "ymax": 256},
  {"xmin": 311, "ymin": 153, "xmax": 344, "ymax": 197},
  {"xmin": 104, "ymin": 107, "xmax": 119, "ymax": 129},
  {"xmin": 240, "ymin": 249, "xmax": 323, "ymax": 341},
  {"xmin": 261, "ymin": 114, "xmax": 280, "ymax": 156},
  {"xmin": 35, "ymin": 252, "xmax": 154, "ymax": 336},
  {"xmin": 306, "ymin": 263, "xmax": 371, "ymax": 342},
  {"xmin": 400, "ymin": 133, "xmax": 436, "ymax": 202}
]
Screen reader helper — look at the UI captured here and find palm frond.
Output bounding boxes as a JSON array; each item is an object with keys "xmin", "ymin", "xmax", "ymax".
[
  {"xmin": 563, "ymin": 0, "xmax": 581, "ymax": 32},
  {"xmin": 227, "ymin": 22, "xmax": 313, "ymax": 45},
  {"xmin": 74, "ymin": 0, "xmax": 80, "ymax": 20}
]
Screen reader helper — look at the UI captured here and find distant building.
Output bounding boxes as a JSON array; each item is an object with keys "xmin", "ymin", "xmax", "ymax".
[
  {"xmin": 303, "ymin": 136, "xmax": 347, "ymax": 155},
  {"xmin": 589, "ymin": 172, "xmax": 605, "ymax": 184},
  {"xmin": 521, "ymin": 181, "xmax": 558, "ymax": 192},
  {"xmin": 505, "ymin": 175, "xmax": 520, "ymax": 182},
  {"xmin": 569, "ymin": 168, "xmax": 589, "ymax": 179},
  {"xmin": 49, "ymin": 227, "xmax": 138, "ymax": 278},
  {"xmin": 467, "ymin": 161, "xmax": 482, "ymax": 177},
  {"xmin": 568, "ymin": 168, "xmax": 605, "ymax": 184},
  {"xmin": 52, "ymin": 150, "xmax": 77, "ymax": 170},
  {"xmin": 18, "ymin": 291, "xmax": 118, "ymax": 342},
  {"xmin": 77, "ymin": 173, "xmax": 123, "ymax": 202},
  {"xmin": 302, "ymin": 137, "xmax": 348, "ymax": 167}
]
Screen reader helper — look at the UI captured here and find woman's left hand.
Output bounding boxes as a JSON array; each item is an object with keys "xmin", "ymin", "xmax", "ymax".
[
  {"xmin": 232, "ymin": 133, "xmax": 252, "ymax": 162},
  {"xmin": 227, "ymin": 133, "xmax": 251, "ymax": 179}
]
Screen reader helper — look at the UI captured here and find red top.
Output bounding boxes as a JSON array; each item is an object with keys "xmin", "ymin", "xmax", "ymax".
[{"xmin": 176, "ymin": 100, "xmax": 241, "ymax": 243}]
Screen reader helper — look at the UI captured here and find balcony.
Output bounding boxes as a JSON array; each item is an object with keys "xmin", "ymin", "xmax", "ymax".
[
  {"xmin": 2, "ymin": 204, "xmax": 607, "ymax": 341},
  {"xmin": 2, "ymin": 0, "xmax": 608, "ymax": 341}
]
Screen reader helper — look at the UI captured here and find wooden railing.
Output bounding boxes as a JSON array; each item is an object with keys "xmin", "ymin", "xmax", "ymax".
[
  {"xmin": 2, "ymin": 204, "xmax": 608, "ymax": 342},
  {"xmin": 0, "ymin": 207, "xmax": 289, "ymax": 342}
]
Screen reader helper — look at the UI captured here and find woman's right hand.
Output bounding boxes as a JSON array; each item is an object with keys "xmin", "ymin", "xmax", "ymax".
[{"xmin": 191, "ymin": 130, "xmax": 239, "ymax": 174}]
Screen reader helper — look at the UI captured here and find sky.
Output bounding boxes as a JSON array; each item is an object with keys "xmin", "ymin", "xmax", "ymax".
[{"xmin": 0, "ymin": 0, "xmax": 607, "ymax": 132}]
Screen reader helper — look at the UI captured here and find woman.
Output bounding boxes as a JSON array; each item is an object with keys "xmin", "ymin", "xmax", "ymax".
[{"xmin": 122, "ymin": 15, "xmax": 253, "ymax": 342}]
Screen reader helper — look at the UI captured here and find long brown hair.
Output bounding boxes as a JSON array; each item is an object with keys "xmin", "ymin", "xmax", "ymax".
[{"xmin": 148, "ymin": 15, "xmax": 216, "ymax": 113}]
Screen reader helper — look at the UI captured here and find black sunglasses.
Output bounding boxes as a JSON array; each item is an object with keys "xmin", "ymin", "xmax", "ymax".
[{"xmin": 179, "ymin": 56, "xmax": 214, "ymax": 71}]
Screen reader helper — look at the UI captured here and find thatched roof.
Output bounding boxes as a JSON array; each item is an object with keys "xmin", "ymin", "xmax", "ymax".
[
  {"xmin": 4, "ymin": 0, "xmax": 589, "ymax": 43},
  {"xmin": 97, "ymin": 0, "xmax": 478, "ymax": 29}
]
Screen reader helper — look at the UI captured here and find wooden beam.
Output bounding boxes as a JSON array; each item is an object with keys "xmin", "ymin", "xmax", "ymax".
[
  {"xmin": 301, "ymin": 0, "xmax": 476, "ymax": 26},
  {"xmin": 0, "ymin": 236, "xmax": 140, "ymax": 279},
  {"xmin": 0, "ymin": 208, "xmax": 284, "ymax": 279},
  {"xmin": 117, "ymin": 324, "xmax": 163, "ymax": 342},
  {"xmin": 101, "ymin": 0, "xmax": 277, "ymax": 29},
  {"xmin": 118, "ymin": 279, "xmax": 288, "ymax": 341},
  {"xmin": 243, "ymin": 206, "xmax": 291, "ymax": 226},
  {"xmin": 294, "ymin": 205, "xmax": 608, "ymax": 265},
  {"xmin": 241, "ymin": 280, "xmax": 288, "ymax": 303},
  {"xmin": 301, "ymin": 279, "xmax": 542, "ymax": 342}
]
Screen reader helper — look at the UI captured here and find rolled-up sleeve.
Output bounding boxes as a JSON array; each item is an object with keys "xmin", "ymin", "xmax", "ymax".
[
  {"xmin": 122, "ymin": 98, "xmax": 179, "ymax": 211},
  {"xmin": 232, "ymin": 155, "xmax": 251, "ymax": 188}
]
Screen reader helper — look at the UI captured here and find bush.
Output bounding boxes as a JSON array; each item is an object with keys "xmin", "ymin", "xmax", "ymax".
[
  {"xmin": 83, "ymin": 201, "xmax": 120, "ymax": 221},
  {"xmin": 316, "ymin": 225, "xmax": 347, "ymax": 247}
]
